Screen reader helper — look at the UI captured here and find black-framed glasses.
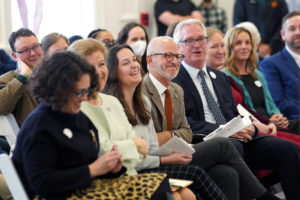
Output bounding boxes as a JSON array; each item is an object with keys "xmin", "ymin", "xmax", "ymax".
[
  {"xmin": 73, "ymin": 88, "xmax": 91, "ymax": 99},
  {"xmin": 15, "ymin": 44, "xmax": 41, "ymax": 55},
  {"xmin": 179, "ymin": 37, "xmax": 208, "ymax": 46},
  {"xmin": 151, "ymin": 53, "xmax": 185, "ymax": 62},
  {"xmin": 101, "ymin": 39, "xmax": 115, "ymax": 46}
]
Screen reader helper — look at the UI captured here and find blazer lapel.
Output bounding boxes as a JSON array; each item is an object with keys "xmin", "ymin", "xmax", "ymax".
[
  {"xmin": 282, "ymin": 48, "xmax": 300, "ymax": 75},
  {"xmin": 144, "ymin": 74, "xmax": 167, "ymax": 129},
  {"xmin": 178, "ymin": 65, "xmax": 205, "ymax": 118}
]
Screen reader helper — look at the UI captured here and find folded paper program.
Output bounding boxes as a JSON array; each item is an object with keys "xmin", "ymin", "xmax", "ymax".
[{"xmin": 203, "ymin": 116, "xmax": 252, "ymax": 141}]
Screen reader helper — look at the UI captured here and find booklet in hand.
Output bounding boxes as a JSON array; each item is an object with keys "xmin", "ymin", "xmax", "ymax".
[
  {"xmin": 203, "ymin": 116, "xmax": 252, "ymax": 141},
  {"xmin": 150, "ymin": 136, "xmax": 195, "ymax": 156}
]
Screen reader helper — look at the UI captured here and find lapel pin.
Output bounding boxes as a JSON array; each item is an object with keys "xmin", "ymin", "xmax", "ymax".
[
  {"xmin": 254, "ymin": 80, "xmax": 262, "ymax": 87},
  {"xmin": 209, "ymin": 71, "xmax": 216, "ymax": 79},
  {"xmin": 63, "ymin": 128, "xmax": 73, "ymax": 139}
]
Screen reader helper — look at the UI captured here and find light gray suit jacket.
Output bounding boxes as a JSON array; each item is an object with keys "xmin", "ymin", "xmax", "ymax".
[{"xmin": 143, "ymin": 74, "xmax": 192, "ymax": 143}]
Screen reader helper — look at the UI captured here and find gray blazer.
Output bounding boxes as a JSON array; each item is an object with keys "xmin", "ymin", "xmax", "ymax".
[{"xmin": 143, "ymin": 74, "xmax": 192, "ymax": 143}]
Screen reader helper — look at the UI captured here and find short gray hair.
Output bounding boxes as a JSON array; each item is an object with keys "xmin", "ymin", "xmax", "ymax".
[{"xmin": 173, "ymin": 19, "xmax": 207, "ymax": 44}]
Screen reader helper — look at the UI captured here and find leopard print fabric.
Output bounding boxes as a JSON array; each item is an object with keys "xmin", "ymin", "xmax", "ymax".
[{"xmin": 66, "ymin": 172, "xmax": 167, "ymax": 200}]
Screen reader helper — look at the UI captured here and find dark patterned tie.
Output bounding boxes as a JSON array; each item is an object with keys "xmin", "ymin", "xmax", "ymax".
[
  {"xmin": 164, "ymin": 89, "xmax": 173, "ymax": 131},
  {"xmin": 198, "ymin": 70, "xmax": 226, "ymax": 124}
]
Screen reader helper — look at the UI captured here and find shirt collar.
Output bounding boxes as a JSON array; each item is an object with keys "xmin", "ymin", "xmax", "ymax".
[
  {"xmin": 149, "ymin": 73, "xmax": 168, "ymax": 95},
  {"xmin": 181, "ymin": 61, "xmax": 208, "ymax": 79},
  {"xmin": 286, "ymin": 45, "xmax": 300, "ymax": 65}
]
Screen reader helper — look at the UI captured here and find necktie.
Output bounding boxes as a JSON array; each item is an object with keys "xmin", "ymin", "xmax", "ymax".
[
  {"xmin": 164, "ymin": 89, "xmax": 173, "ymax": 131},
  {"xmin": 198, "ymin": 70, "xmax": 226, "ymax": 124}
]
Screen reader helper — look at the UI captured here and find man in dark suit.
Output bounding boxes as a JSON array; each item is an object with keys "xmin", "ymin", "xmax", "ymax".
[
  {"xmin": 260, "ymin": 11, "xmax": 300, "ymax": 120},
  {"xmin": 144, "ymin": 36, "xmax": 282, "ymax": 200},
  {"xmin": 172, "ymin": 18, "xmax": 300, "ymax": 199}
]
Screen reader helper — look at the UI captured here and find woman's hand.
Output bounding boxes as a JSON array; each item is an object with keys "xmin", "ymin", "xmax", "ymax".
[
  {"xmin": 88, "ymin": 145, "xmax": 122, "ymax": 178},
  {"xmin": 161, "ymin": 152, "xmax": 192, "ymax": 165},
  {"xmin": 133, "ymin": 136, "xmax": 148, "ymax": 158},
  {"xmin": 269, "ymin": 114, "xmax": 289, "ymax": 130}
]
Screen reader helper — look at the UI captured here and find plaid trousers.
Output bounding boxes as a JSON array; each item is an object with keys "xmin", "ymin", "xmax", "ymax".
[{"xmin": 139, "ymin": 164, "xmax": 227, "ymax": 200}]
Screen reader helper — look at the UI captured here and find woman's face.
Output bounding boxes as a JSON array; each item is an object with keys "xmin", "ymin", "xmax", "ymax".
[
  {"xmin": 206, "ymin": 32, "xmax": 226, "ymax": 69},
  {"xmin": 126, "ymin": 26, "xmax": 146, "ymax": 45},
  {"xmin": 86, "ymin": 50, "xmax": 108, "ymax": 91},
  {"xmin": 233, "ymin": 31, "xmax": 252, "ymax": 62},
  {"xmin": 47, "ymin": 38, "xmax": 69, "ymax": 57},
  {"xmin": 117, "ymin": 48, "xmax": 142, "ymax": 88},
  {"xmin": 62, "ymin": 74, "xmax": 90, "ymax": 114}
]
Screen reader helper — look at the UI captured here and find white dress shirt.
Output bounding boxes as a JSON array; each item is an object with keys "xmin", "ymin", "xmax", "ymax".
[
  {"xmin": 182, "ymin": 61, "xmax": 220, "ymax": 124},
  {"xmin": 286, "ymin": 45, "xmax": 300, "ymax": 68},
  {"xmin": 149, "ymin": 73, "xmax": 168, "ymax": 109}
]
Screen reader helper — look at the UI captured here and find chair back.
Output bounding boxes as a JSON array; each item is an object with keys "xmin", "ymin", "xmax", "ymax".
[
  {"xmin": 0, "ymin": 114, "xmax": 20, "ymax": 150},
  {"xmin": 0, "ymin": 154, "xmax": 29, "ymax": 200}
]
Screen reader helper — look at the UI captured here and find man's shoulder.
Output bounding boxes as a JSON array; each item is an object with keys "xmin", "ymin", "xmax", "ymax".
[{"xmin": 260, "ymin": 50, "xmax": 286, "ymax": 67}]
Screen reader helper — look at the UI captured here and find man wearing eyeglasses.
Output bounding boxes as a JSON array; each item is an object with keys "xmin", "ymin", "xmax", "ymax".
[
  {"xmin": 172, "ymin": 19, "xmax": 300, "ymax": 199},
  {"xmin": 0, "ymin": 28, "xmax": 43, "ymax": 126},
  {"xmin": 143, "ymin": 36, "xmax": 283, "ymax": 200}
]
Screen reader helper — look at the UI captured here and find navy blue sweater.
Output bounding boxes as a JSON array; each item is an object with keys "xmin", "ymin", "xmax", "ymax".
[{"xmin": 12, "ymin": 103, "xmax": 122, "ymax": 199}]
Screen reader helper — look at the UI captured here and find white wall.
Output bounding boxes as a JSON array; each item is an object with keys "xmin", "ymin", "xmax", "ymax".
[{"xmin": 0, "ymin": 0, "xmax": 235, "ymax": 51}]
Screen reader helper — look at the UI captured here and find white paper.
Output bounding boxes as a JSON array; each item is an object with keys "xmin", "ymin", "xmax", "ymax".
[
  {"xmin": 150, "ymin": 136, "xmax": 195, "ymax": 156},
  {"xmin": 237, "ymin": 104, "xmax": 261, "ymax": 123},
  {"xmin": 203, "ymin": 116, "xmax": 252, "ymax": 141}
]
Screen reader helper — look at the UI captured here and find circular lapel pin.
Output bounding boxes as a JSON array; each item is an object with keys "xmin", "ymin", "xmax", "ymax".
[
  {"xmin": 63, "ymin": 128, "xmax": 73, "ymax": 139},
  {"xmin": 209, "ymin": 71, "xmax": 217, "ymax": 79},
  {"xmin": 254, "ymin": 80, "xmax": 262, "ymax": 87}
]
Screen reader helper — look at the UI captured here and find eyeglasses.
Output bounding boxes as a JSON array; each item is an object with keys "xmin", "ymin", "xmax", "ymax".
[
  {"xmin": 151, "ymin": 53, "xmax": 185, "ymax": 62},
  {"xmin": 101, "ymin": 39, "xmax": 115, "ymax": 46},
  {"xmin": 73, "ymin": 88, "xmax": 91, "ymax": 99},
  {"xmin": 179, "ymin": 37, "xmax": 208, "ymax": 46},
  {"xmin": 15, "ymin": 44, "xmax": 41, "ymax": 55}
]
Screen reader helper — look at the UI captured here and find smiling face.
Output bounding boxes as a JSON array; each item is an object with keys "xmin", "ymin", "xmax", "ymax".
[
  {"xmin": 47, "ymin": 37, "xmax": 69, "ymax": 57},
  {"xmin": 233, "ymin": 31, "xmax": 252, "ymax": 62},
  {"xmin": 86, "ymin": 50, "xmax": 108, "ymax": 92},
  {"xmin": 117, "ymin": 48, "xmax": 142, "ymax": 88},
  {"xmin": 281, "ymin": 15, "xmax": 300, "ymax": 53},
  {"xmin": 179, "ymin": 24, "xmax": 207, "ymax": 69},
  {"xmin": 62, "ymin": 73, "xmax": 90, "ymax": 114},
  {"xmin": 148, "ymin": 39, "xmax": 180, "ymax": 84},
  {"xmin": 206, "ymin": 32, "xmax": 226, "ymax": 69},
  {"xmin": 12, "ymin": 35, "xmax": 44, "ymax": 68}
]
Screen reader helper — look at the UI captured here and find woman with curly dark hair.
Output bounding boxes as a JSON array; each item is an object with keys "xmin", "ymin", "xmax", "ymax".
[{"xmin": 12, "ymin": 51, "xmax": 171, "ymax": 200}]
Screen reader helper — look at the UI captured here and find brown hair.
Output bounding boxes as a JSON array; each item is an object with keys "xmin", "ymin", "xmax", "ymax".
[
  {"xmin": 223, "ymin": 27, "xmax": 257, "ymax": 79},
  {"xmin": 105, "ymin": 44, "xmax": 151, "ymax": 126}
]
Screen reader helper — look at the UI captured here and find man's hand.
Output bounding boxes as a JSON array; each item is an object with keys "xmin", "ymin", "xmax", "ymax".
[
  {"xmin": 161, "ymin": 152, "xmax": 192, "ymax": 165},
  {"xmin": 17, "ymin": 59, "xmax": 32, "ymax": 77},
  {"xmin": 253, "ymin": 121, "xmax": 277, "ymax": 135},
  {"xmin": 231, "ymin": 125, "xmax": 255, "ymax": 142},
  {"xmin": 269, "ymin": 114, "xmax": 289, "ymax": 130},
  {"xmin": 156, "ymin": 131, "xmax": 173, "ymax": 146}
]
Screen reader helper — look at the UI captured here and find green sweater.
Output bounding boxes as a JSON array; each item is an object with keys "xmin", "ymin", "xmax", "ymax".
[
  {"xmin": 81, "ymin": 93, "xmax": 143, "ymax": 175},
  {"xmin": 222, "ymin": 69, "xmax": 281, "ymax": 117}
]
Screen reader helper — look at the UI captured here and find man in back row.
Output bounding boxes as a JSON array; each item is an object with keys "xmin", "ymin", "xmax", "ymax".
[
  {"xmin": 0, "ymin": 28, "xmax": 43, "ymax": 126},
  {"xmin": 172, "ymin": 19, "xmax": 300, "ymax": 199}
]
